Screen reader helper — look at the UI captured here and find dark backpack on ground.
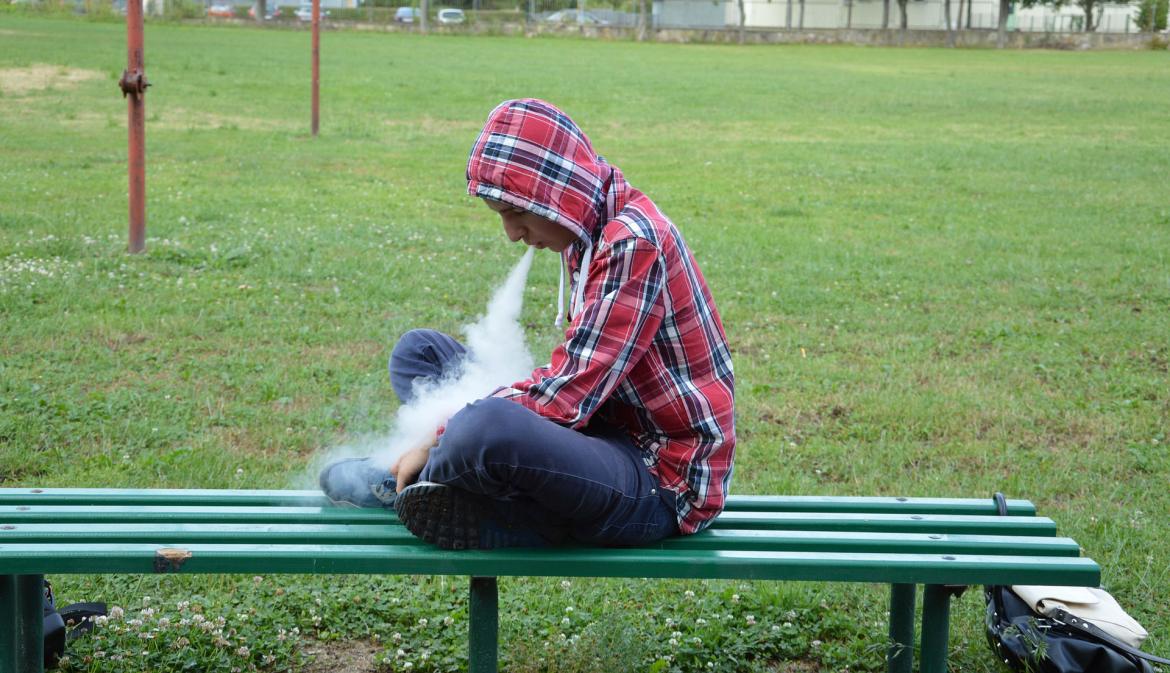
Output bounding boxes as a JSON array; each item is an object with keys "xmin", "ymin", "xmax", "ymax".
[
  {"xmin": 43, "ymin": 580, "xmax": 106, "ymax": 669},
  {"xmin": 983, "ymin": 493, "xmax": 1170, "ymax": 673}
]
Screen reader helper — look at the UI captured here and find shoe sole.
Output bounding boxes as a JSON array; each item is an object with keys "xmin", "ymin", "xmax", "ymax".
[{"xmin": 395, "ymin": 483, "xmax": 486, "ymax": 550}]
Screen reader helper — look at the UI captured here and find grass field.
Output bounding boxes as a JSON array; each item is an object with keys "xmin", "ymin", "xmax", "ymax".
[{"xmin": 1, "ymin": 13, "xmax": 1168, "ymax": 672}]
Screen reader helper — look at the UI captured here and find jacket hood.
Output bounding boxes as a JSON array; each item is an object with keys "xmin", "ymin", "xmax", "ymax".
[{"xmin": 466, "ymin": 98, "xmax": 627, "ymax": 246}]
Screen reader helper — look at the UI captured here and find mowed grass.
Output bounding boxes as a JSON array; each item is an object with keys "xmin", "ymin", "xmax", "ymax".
[{"xmin": 1, "ymin": 13, "xmax": 1168, "ymax": 671}]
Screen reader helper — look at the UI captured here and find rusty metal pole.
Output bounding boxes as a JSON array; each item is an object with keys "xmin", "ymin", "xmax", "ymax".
[
  {"xmin": 311, "ymin": 0, "xmax": 320, "ymax": 136},
  {"xmin": 119, "ymin": 0, "xmax": 149, "ymax": 254}
]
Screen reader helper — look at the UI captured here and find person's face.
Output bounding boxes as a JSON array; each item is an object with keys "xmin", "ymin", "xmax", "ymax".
[{"xmin": 484, "ymin": 198, "xmax": 577, "ymax": 252}]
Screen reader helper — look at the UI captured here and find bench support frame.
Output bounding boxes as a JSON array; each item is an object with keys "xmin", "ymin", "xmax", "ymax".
[{"xmin": 1, "ymin": 574, "xmax": 45, "ymax": 673}]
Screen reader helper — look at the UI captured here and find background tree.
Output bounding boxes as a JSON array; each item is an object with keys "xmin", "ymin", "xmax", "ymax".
[
  {"xmin": 1136, "ymin": 0, "xmax": 1169, "ymax": 30},
  {"xmin": 1019, "ymin": 0, "xmax": 1110, "ymax": 32},
  {"xmin": 944, "ymin": 0, "xmax": 954, "ymax": 44},
  {"xmin": 882, "ymin": 0, "xmax": 891, "ymax": 28},
  {"xmin": 737, "ymin": 0, "xmax": 746, "ymax": 43},
  {"xmin": 896, "ymin": 0, "xmax": 909, "ymax": 28},
  {"xmin": 996, "ymin": 0, "xmax": 1011, "ymax": 47}
]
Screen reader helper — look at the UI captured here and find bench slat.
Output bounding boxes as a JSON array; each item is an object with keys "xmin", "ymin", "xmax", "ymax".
[
  {"xmin": 0, "ymin": 523, "xmax": 1082, "ymax": 556},
  {"xmin": 709, "ymin": 511, "xmax": 1056, "ymax": 535},
  {"xmin": 0, "ymin": 489, "xmax": 1037, "ymax": 516},
  {"xmin": 0, "ymin": 505, "xmax": 1057, "ymax": 536},
  {"xmin": 0, "ymin": 543, "xmax": 1100, "ymax": 586}
]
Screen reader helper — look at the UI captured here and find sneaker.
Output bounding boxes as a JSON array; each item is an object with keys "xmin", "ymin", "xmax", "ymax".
[
  {"xmin": 394, "ymin": 482, "xmax": 552, "ymax": 550},
  {"xmin": 318, "ymin": 457, "xmax": 398, "ymax": 508}
]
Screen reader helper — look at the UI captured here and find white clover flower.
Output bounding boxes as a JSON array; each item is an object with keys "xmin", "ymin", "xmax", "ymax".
[
  {"xmin": 564, "ymin": 606, "xmax": 574, "ymax": 613},
  {"xmin": 693, "ymin": 637, "xmax": 702, "ymax": 645},
  {"xmin": 402, "ymin": 663, "xmax": 413, "ymax": 670},
  {"xmin": 141, "ymin": 608, "xmax": 155, "ymax": 619},
  {"xmin": 671, "ymin": 631, "xmax": 682, "ymax": 639},
  {"xmin": 772, "ymin": 624, "xmax": 781, "ymax": 632},
  {"xmin": 95, "ymin": 615, "xmax": 109, "ymax": 627},
  {"xmin": 561, "ymin": 580, "xmax": 571, "ymax": 589},
  {"xmin": 443, "ymin": 616, "xmax": 454, "ymax": 626},
  {"xmin": 669, "ymin": 639, "xmax": 679, "ymax": 647},
  {"xmin": 695, "ymin": 618, "xmax": 708, "ymax": 625},
  {"xmin": 745, "ymin": 615, "xmax": 756, "ymax": 625},
  {"xmin": 812, "ymin": 639, "xmax": 823, "ymax": 648},
  {"xmin": 157, "ymin": 618, "xmax": 170, "ymax": 629},
  {"xmin": 561, "ymin": 617, "xmax": 570, "ymax": 626},
  {"xmin": 418, "ymin": 618, "xmax": 428, "ymax": 627},
  {"xmin": 731, "ymin": 594, "xmax": 740, "ymax": 603},
  {"xmin": 236, "ymin": 646, "xmax": 250, "ymax": 658},
  {"xmin": 192, "ymin": 614, "xmax": 206, "ymax": 624},
  {"xmin": 392, "ymin": 632, "xmax": 402, "ymax": 642},
  {"xmin": 109, "ymin": 606, "xmax": 125, "ymax": 620},
  {"xmin": 396, "ymin": 649, "xmax": 406, "ymax": 658},
  {"xmin": 684, "ymin": 590, "xmax": 696, "ymax": 599}
]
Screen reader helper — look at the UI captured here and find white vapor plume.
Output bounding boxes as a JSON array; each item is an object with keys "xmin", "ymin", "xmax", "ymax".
[{"xmin": 364, "ymin": 246, "xmax": 536, "ymax": 469}]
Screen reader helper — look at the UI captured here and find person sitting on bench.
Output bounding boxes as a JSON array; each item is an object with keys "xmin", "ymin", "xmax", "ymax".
[{"xmin": 320, "ymin": 98, "xmax": 736, "ymax": 550}]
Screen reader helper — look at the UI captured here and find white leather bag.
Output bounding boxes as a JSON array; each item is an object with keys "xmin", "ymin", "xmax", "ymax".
[{"xmin": 1011, "ymin": 585, "xmax": 1149, "ymax": 648}]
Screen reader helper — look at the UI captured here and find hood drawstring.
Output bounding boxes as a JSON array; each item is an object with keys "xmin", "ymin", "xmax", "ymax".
[
  {"xmin": 554, "ymin": 257, "xmax": 566, "ymax": 328},
  {"xmin": 572, "ymin": 243, "xmax": 593, "ymax": 320},
  {"xmin": 552, "ymin": 241, "xmax": 592, "ymax": 329}
]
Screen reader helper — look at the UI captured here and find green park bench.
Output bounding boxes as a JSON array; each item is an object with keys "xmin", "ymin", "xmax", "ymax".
[{"xmin": 0, "ymin": 488, "xmax": 1099, "ymax": 673}]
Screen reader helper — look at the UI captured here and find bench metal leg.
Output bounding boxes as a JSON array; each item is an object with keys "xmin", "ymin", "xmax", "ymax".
[
  {"xmin": 887, "ymin": 583, "xmax": 915, "ymax": 673},
  {"xmin": 469, "ymin": 576, "xmax": 498, "ymax": 673},
  {"xmin": 1, "ymin": 574, "xmax": 45, "ymax": 673},
  {"xmin": 920, "ymin": 584, "xmax": 952, "ymax": 673}
]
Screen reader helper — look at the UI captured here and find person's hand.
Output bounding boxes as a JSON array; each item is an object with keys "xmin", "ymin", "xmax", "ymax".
[{"xmin": 390, "ymin": 435, "xmax": 436, "ymax": 493}]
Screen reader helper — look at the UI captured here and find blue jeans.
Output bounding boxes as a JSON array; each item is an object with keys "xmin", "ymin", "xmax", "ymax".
[{"xmin": 389, "ymin": 329, "xmax": 679, "ymax": 546}]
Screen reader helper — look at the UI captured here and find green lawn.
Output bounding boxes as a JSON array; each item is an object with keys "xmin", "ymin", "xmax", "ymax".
[{"xmin": 1, "ymin": 13, "xmax": 1168, "ymax": 672}]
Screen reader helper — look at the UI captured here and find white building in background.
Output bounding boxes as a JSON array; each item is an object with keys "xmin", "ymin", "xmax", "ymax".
[{"xmin": 653, "ymin": 0, "xmax": 1142, "ymax": 33}]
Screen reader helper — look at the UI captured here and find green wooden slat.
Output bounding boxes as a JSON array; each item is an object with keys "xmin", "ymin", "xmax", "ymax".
[
  {"xmin": 0, "ymin": 506, "xmax": 1056, "ymax": 536},
  {"xmin": 722, "ymin": 496, "xmax": 1036, "ymax": 516},
  {"xmin": 0, "ymin": 490, "xmax": 1036, "ymax": 516},
  {"xmin": 0, "ymin": 505, "xmax": 392, "ymax": 525},
  {"xmin": 0, "ymin": 523, "xmax": 416, "ymax": 545},
  {"xmin": 654, "ymin": 530, "xmax": 1080, "ymax": 556},
  {"xmin": 0, "ymin": 523, "xmax": 1082, "ymax": 556},
  {"xmin": 0, "ymin": 543, "xmax": 1101, "ymax": 586},
  {"xmin": 0, "ymin": 489, "xmax": 333, "ymax": 507},
  {"xmin": 708, "ymin": 511, "xmax": 1057, "ymax": 535}
]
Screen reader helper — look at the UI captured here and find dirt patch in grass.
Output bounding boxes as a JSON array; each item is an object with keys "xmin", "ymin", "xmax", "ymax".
[
  {"xmin": 303, "ymin": 639, "xmax": 381, "ymax": 673},
  {"xmin": 0, "ymin": 64, "xmax": 104, "ymax": 96}
]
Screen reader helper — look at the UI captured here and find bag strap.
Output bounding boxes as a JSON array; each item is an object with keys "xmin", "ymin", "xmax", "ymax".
[{"xmin": 1049, "ymin": 608, "xmax": 1170, "ymax": 666}]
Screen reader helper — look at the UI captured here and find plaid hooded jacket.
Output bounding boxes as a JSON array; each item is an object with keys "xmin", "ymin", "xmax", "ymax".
[{"xmin": 466, "ymin": 99, "xmax": 735, "ymax": 534}]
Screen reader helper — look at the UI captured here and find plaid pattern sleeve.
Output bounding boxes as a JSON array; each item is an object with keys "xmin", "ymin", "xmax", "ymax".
[{"xmin": 493, "ymin": 236, "xmax": 666, "ymax": 427}]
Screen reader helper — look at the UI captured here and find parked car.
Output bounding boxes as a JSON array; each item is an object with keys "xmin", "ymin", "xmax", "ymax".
[
  {"xmin": 394, "ymin": 6, "xmax": 420, "ymax": 22},
  {"xmin": 207, "ymin": 3, "xmax": 235, "ymax": 17},
  {"xmin": 294, "ymin": 2, "xmax": 329, "ymax": 20},
  {"xmin": 248, "ymin": 2, "xmax": 279, "ymax": 18},
  {"xmin": 436, "ymin": 7, "xmax": 464, "ymax": 23},
  {"xmin": 542, "ymin": 9, "xmax": 607, "ymax": 24}
]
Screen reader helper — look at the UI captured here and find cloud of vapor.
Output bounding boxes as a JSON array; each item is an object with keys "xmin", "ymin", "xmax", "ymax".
[
  {"xmin": 310, "ymin": 247, "xmax": 537, "ymax": 483},
  {"xmin": 367, "ymin": 246, "xmax": 536, "ymax": 468}
]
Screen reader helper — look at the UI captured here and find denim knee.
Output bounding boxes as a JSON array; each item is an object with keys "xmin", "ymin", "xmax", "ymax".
[{"xmin": 439, "ymin": 398, "xmax": 518, "ymax": 467}]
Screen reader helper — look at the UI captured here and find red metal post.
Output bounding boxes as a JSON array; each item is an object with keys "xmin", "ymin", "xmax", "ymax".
[
  {"xmin": 311, "ymin": 0, "xmax": 320, "ymax": 136},
  {"xmin": 119, "ymin": 0, "xmax": 149, "ymax": 253}
]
